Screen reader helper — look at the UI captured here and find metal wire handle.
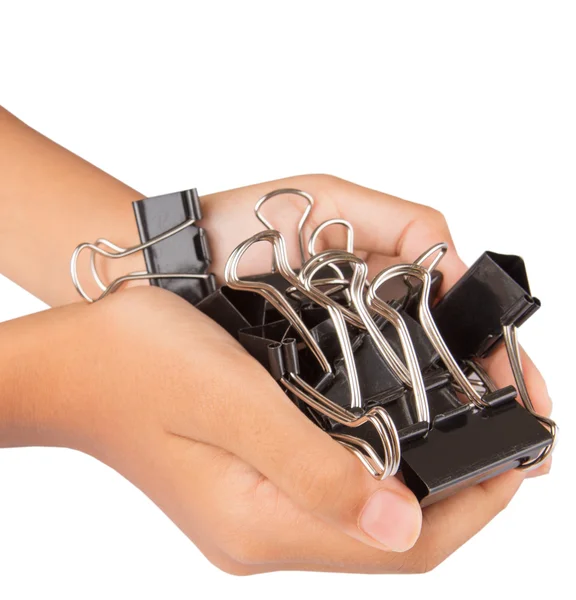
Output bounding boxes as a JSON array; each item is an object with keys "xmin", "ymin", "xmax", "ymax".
[
  {"xmin": 300, "ymin": 251, "xmax": 413, "ymax": 387},
  {"xmin": 224, "ymin": 229, "xmax": 332, "ymax": 375},
  {"xmin": 413, "ymin": 242, "xmax": 448, "ymax": 272},
  {"xmin": 368, "ymin": 263, "xmax": 489, "ymax": 409},
  {"xmin": 502, "ymin": 323, "xmax": 558, "ymax": 469},
  {"xmin": 255, "ymin": 188, "xmax": 314, "ymax": 271},
  {"xmin": 70, "ymin": 218, "xmax": 206, "ymax": 303},
  {"xmin": 282, "ymin": 374, "xmax": 401, "ymax": 479},
  {"xmin": 307, "ymin": 218, "xmax": 355, "ymax": 256},
  {"xmin": 225, "ymin": 226, "xmax": 401, "ymax": 479},
  {"xmin": 304, "ymin": 218, "xmax": 355, "ymax": 303}
]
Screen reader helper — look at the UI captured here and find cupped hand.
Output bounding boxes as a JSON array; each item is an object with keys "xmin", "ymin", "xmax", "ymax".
[
  {"xmin": 43, "ymin": 175, "xmax": 551, "ymax": 575},
  {"xmin": 40, "ymin": 279, "xmax": 549, "ymax": 575}
]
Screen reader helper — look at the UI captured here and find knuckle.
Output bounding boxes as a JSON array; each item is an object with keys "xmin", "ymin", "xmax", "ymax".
[
  {"xmin": 375, "ymin": 547, "xmax": 439, "ymax": 574},
  {"xmin": 413, "ymin": 205, "xmax": 454, "ymax": 248},
  {"xmin": 424, "ymin": 206, "xmax": 450, "ymax": 232},
  {"xmin": 295, "ymin": 173, "xmax": 346, "ymax": 192},
  {"xmin": 479, "ymin": 479, "xmax": 517, "ymax": 516},
  {"xmin": 379, "ymin": 549, "xmax": 415, "ymax": 574},
  {"xmin": 96, "ymin": 285, "xmax": 163, "ymax": 321},
  {"xmin": 416, "ymin": 544, "xmax": 450, "ymax": 573},
  {"xmin": 315, "ymin": 173, "xmax": 342, "ymax": 187},
  {"xmin": 426, "ymin": 206, "xmax": 447, "ymax": 223},
  {"xmin": 217, "ymin": 565, "xmax": 252, "ymax": 577},
  {"xmin": 384, "ymin": 526, "xmax": 450, "ymax": 574},
  {"xmin": 303, "ymin": 173, "xmax": 340, "ymax": 185},
  {"xmin": 292, "ymin": 457, "xmax": 334, "ymax": 512}
]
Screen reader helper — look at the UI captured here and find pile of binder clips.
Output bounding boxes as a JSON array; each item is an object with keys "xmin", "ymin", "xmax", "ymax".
[{"xmin": 71, "ymin": 188, "xmax": 557, "ymax": 506}]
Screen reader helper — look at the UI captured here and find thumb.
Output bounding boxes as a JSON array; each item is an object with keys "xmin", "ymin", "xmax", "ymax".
[{"xmin": 206, "ymin": 364, "xmax": 423, "ymax": 553}]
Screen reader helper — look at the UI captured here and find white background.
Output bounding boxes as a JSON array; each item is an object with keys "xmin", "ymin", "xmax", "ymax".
[{"xmin": 1, "ymin": 1, "xmax": 574, "ymax": 599}]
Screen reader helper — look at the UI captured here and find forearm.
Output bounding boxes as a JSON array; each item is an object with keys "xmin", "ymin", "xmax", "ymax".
[
  {"xmin": 0, "ymin": 306, "xmax": 71, "ymax": 448},
  {"xmin": 0, "ymin": 107, "xmax": 146, "ymax": 306},
  {"xmin": 0, "ymin": 300, "xmax": 123, "ymax": 456}
]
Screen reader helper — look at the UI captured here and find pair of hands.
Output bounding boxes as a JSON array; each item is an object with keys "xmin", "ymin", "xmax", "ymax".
[{"xmin": 12, "ymin": 174, "xmax": 552, "ymax": 575}]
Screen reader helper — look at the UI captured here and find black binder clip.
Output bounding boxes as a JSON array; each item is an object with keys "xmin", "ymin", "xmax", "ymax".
[
  {"xmin": 432, "ymin": 251, "xmax": 540, "ymax": 359},
  {"xmin": 71, "ymin": 189, "xmax": 216, "ymax": 304}
]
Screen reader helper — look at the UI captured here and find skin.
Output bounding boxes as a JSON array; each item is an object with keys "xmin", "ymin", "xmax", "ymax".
[{"xmin": 0, "ymin": 107, "xmax": 552, "ymax": 574}]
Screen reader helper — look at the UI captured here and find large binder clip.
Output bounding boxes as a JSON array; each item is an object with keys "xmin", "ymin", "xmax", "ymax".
[{"xmin": 71, "ymin": 189, "xmax": 216, "ymax": 304}]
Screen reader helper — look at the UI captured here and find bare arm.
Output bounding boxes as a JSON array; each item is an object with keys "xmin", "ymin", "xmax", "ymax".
[{"xmin": 0, "ymin": 106, "xmax": 146, "ymax": 306}]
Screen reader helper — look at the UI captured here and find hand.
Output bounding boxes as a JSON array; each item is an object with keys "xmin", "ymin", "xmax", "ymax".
[
  {"xmin": 1, "ymin": 174, "xmax": 552, "ymax": 575},
  {"xmin": 70, "ymin": 287, "xmax": 551, "ymax": 574},
  {"xmin": 10, "ymin": 226, "xmax": 550, "ymax": 576}
]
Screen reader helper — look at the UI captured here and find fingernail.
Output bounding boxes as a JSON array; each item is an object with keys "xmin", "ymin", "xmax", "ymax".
[{"xmin": 359, "ymin": 489, "xmax": 421, "ymax": 552}]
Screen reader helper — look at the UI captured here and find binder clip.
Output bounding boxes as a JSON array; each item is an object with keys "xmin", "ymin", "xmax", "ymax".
[
  {"xmin": 71, "ymin": 189, "xmax": 216, "ymax": 304},
  {"xmin": 432, "ymin": 251, "xmax": 540, "ymax": 359},
  {"xmin": 202, "ymin": 188, "xmax": 557, "ymax": 506}
]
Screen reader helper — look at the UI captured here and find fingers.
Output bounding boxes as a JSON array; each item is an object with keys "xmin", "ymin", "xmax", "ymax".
[
  {"xmin": 97, "ymin": 289, "xmax": 542, "ymax": 574},
  {"xmin": 136, "ymin": 432, "xmax": 529, "ymax": 575},
  {"xmin": 279, "ymin": 469, "xmax": 528, "ymax": 574},
  {"xmin": 154, "ymin": 432, "xmax": 420, "ymax": 573},
  {"xmin": 200, "ymin": 174, "xmax": 467, "ymax": 290},
  {"xmin": 141, "ymin": 432, "xmax": 402, "ymax": 574},
  {"xmin": 200, "ymin": 176, "xmax": 327, "ymax": 276}
]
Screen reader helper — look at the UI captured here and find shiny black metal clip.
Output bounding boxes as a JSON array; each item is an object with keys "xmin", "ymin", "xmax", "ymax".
[
  {"xmin": 432, "ymin": 251, "xmax": 540, "ymax": 359},
  {"xmin": 133, "ymin": 189, "xmax": 216, "ymax": 305},
  {"xmin": 71, "ymin": 189, "xmax": 216, "ymax": 304}
]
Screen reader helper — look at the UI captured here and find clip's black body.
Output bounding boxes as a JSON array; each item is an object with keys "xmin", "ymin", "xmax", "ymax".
[
  {"xmin": 332, "ymin": 379, "xmax": 553, "ymax": 506},
  {"xmin": 133, "ymin": 189, "xmax": 216, "ymax": 305},
  {"xmin": 400, "ymin": 399, "xmax": 552, "ymax": 506},
  {"xmin": 432, "ymin": 252, "xmax": 540, "ymax": 359}
]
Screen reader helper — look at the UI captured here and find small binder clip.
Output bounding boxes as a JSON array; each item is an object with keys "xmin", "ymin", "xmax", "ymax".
[{"xmin": 71, "ymin": 189, "xmax": 216, "ymax": 304}]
